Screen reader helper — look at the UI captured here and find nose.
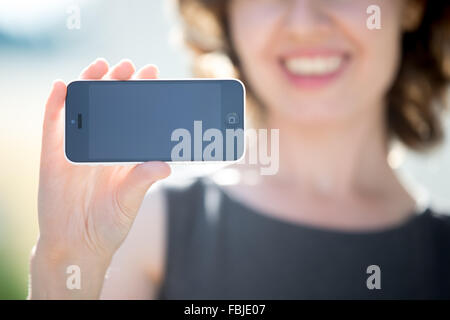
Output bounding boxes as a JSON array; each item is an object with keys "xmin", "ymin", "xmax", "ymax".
[{"xmin": 283, "ymin": 0, "xmax": 331, "ymax": 39}]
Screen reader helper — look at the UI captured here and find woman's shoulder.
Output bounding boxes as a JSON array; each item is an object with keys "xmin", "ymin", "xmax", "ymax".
[
  {"xmin": 426, "ymin": 207, "xmax": 450, "ymax": 225},
  {"xmin": 419, "ymin": 208, "xmax": 450, "ymax": 268},
  {"xmin": 425, "ymin": 208, "xmax": 450, "ymax": 296},
  {"xmin": 426, "ymin": 208, "xmax": 450, "ymax": 239}
]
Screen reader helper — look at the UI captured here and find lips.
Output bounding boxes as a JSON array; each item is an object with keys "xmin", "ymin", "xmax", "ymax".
[{"xmin": 279, "ymin": 50, "xmax": 351, "ymax": 89}]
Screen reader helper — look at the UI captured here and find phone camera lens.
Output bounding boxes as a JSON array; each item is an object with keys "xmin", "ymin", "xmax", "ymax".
[{"xmin": 226, "ymin": 113, "xmax": 239, "ymax": 126}]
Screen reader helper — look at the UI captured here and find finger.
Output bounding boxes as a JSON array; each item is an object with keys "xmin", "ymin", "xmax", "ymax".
[
  {"xmin": 134, "ymin": 64, "xmax": 159, "ymax": 79},
  {"xmin": 80, "ymin": 58, "xmax": 109, "ymax": 79},
  {"xmin": 42, "ymin": 80, "xmax": 67, "ymax": 142},
  {"xmin": 41, "ymin": 80, "xmax": 67, "ymax": 161},
  {"xmin": 115, "ymin": 162, "xmax": 171, "ymax": 219},
  {"xmin": 107, "ymin": 59, "xmax": 136, "ymax": 80}
]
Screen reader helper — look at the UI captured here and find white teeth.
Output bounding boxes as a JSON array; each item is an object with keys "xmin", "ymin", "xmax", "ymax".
[{"xmin": 284, "ymin": 56, "xmax": 343, "ymax": 76}]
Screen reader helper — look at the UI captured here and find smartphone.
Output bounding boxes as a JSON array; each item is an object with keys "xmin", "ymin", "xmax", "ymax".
[{"xmin": 65, "ymin": 79, "xmax": 245, "ymax": 163}]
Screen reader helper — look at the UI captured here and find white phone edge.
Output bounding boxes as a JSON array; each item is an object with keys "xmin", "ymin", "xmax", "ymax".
[{"xmin": 63, "ymin": 77, "xmax": 247, "ymax": 166}]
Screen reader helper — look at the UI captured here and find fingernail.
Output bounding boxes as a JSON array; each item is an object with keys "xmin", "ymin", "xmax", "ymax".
[
  {"xmin": 119, "ymin": 58, "xmax": 131, "ymax": 65},
  {"xmin": 92, "ymin": 58, "xmax": 104, "ymax": 66},
  {"xmin": 154, "ymin": 66, "xmax": 160, "ymax": 76},
  {"xmin": 52, "ymin": 79, "xmax": 64, "ymax": 88}
]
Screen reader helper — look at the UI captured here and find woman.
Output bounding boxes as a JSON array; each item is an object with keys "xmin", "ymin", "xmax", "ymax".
[{"xmin": 30, "ymin": 0, "xmax": 450, "ymax": 299}]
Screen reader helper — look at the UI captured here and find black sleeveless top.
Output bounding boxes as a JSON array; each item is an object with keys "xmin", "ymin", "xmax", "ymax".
[{"xmin": 156, "ymin": 177, "xmax": 450, "ymax": 299}]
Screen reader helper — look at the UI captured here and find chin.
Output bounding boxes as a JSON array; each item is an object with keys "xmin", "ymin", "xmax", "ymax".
[{"xmin": 271, "ymin": 99, "xmax": 357, "ymax": 127}]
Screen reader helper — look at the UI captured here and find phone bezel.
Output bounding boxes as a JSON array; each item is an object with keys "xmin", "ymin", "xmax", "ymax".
[{"xmin": 64, "ymin": 78, "xmax": 246, "ymax": 165}]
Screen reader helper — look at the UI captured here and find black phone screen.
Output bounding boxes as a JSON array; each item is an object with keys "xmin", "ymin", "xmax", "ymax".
[
  {"xmin": 65, "ymin": 80, "xmax": 244, "ymax": 162},
  {"xmin": 89, "ymin": 82, "xmax": 221, "ymax": 160}
]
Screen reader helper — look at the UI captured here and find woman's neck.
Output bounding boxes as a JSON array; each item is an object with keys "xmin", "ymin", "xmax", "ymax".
[{"xmin": 263, "ymin": 109, "xmax": 390, "ymax": 197}]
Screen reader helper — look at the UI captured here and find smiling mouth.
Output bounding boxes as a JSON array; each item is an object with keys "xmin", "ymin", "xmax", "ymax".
[{"xmin": 280, "ymin": 52, "xmax": 351, "ymax": 89}]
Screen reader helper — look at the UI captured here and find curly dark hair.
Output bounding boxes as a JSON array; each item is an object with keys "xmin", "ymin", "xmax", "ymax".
[{"xmin": 176, "ymin": 0, "xmax": 450, "ymax": 151}]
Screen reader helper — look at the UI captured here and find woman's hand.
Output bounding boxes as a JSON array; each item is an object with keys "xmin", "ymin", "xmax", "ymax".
[{"xmin": 30, "ymin": 59, "xmax": 171, "ymax": 299}]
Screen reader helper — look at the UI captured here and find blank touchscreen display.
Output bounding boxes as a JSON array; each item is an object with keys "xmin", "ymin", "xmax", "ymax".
[{"xmin": 88, "ymin": 82, "xmax": 222, "ymax": 161}]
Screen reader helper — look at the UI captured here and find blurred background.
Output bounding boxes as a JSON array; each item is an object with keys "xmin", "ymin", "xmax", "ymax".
[{"xmin": 0, "ymin": 0, "xmax": 449, "ymax": 299}]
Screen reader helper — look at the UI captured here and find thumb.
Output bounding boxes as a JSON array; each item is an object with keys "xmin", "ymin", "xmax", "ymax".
[{"xmin": 115, "ymin": 161, "xmax": 171, "ymax": 219}]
